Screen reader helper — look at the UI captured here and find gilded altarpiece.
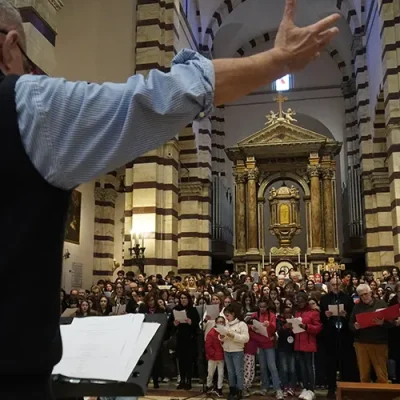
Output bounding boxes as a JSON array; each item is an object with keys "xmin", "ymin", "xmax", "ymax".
[{"xmin": 226, "ymin": 95, "xmax": 342, "ymax": 272}]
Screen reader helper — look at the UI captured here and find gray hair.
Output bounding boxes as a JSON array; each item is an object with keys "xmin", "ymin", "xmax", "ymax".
[
  {"xmin": 0, "ymin": 1, "xmax": 26, "ymax": 50},
  {"xmin": 356, "ymin": 283, "xmax": 371, "ymax": 295}
]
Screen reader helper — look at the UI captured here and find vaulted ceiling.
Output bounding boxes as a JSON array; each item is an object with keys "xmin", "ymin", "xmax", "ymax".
[{"xmin": 198, "ymin": 0, "xmax": 361, "ymax": 84}]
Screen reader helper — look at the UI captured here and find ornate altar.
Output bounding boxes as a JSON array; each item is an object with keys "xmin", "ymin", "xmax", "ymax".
[{"xmin": 225, "ymin": 94, "xmax": 342, "ymax": 273}]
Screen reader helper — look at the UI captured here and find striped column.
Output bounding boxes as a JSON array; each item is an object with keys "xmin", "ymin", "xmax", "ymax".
[
  {"xmin": 124, "ymin": 0, "xmax": 180, "ymax": 275},
  {"xmin": 93, "ymin": 172, "xmax": 118, "ymax": 279},
  {"xmin": 211, "ymin": 106, "xmax": 226, "ymax": 177},
  {"xmin": 379, "ymin": 0, "xmax": 400, "ymax": 267},
  {"xmin": 178, "ymin": 120, "xmax": 212, "ymax": 273}
]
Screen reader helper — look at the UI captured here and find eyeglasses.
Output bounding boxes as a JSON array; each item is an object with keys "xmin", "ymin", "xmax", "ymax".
[{"xmin": 0, "ymin": 29, "xmax": 37, "ymax": 74}]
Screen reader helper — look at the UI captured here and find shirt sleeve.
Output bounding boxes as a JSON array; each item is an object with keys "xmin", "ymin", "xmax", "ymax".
[{"xmin": 15, "ymin": 49, "xmax": 215, "ymax": 190}]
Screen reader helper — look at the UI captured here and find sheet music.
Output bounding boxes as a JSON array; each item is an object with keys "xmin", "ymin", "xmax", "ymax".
[
  {"xmin": 253, "ymin": 320, "xmax": 268, "ymax": 337},
  {"xmin": 206, "ymin": 304, "xmax": 220, "ymax": 320},
  {"xmin": 173, "ymin": 309, "xmax": 187, "ymax": 323},
  {"xmin": 287, "ymin": 317, "xmax": 305, "ymax": 334},
  {"xmin": 328, "ymin": 304, "xmax": 344, "ymax": 316},
  {"xmin": 53, "ymin": 314, "xmax": 147, "ymax": 381},
  {"xmin": 215, "ymin": 325, "xmax": 228, "ymax": 336}
]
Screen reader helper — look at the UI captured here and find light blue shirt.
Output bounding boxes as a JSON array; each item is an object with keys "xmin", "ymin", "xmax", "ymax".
[{"xmin": 14, "ymin": 49, "xmax": 215, "ymax": 190}]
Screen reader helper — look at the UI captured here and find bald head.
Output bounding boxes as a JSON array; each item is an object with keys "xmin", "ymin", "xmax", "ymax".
[{"xmin": 329, "ymin": 278, "xmax": 340, "ymax": 294}]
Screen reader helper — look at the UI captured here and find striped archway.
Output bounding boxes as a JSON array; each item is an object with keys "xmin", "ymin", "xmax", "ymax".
[
  {"xmin": 201, "ymin": 0, "xmax": 361, "ymax": 54},
  {"xmin": 235, "ymin": 31, "xmax": 350, "ymax": 83}
]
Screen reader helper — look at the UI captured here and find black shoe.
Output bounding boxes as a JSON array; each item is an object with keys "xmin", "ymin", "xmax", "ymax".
[
  {"xmin": 206, "ymin": 387, "xmax": 213, "ymax": 394},
  {"xmin": 153, "ymin": 382, "xmax": 159, "ymax": 389},
  {"xmin": 184, "ymin": 381, "xmax": 192, "ymax": 390},
  {"xmin": 236, "ymin": 390, "xmax": 242, "ymax": 400},
  {"xmin": 177, "ymin": 382, "xmax": 185, "ymax": 389},
  {"xmin": 215, "ymin": 388, "xmax": 223, "ymax": 397},
  {"xmin": 228, "ymin": 387, "xmax": 235, "ymax": 400}
]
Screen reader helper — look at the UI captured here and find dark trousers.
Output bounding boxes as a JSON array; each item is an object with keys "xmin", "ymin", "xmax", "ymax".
[
  {"xmin": 325, "ymin": 333, "xmax": 359, "ymax": 393},
  {"xmin": 297, "ymin": 352, "xmax": 315, "ymax": 391},
  {"xmin": 151, "ymin": 349, "xmax": 163, "ymax": 384},
  {"xmin": 0, "ymin": 378, "xmax": 53, "ymax": 400},
  {"xmin": 177, "ymin": 344, "xmax": 195, "ymax": 383}
]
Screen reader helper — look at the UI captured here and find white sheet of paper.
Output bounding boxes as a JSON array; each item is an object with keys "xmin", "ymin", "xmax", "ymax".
[
  {"xmin": 328, "ymin": 304, "xmax": 344, "ymax": 316},
  {"xmin": 253, "ymin": 320, "xmax": 268, "ymax": 337},
  {"xmin": 61, "ymin": 308, "xmax": 77, "ymax": 317},
  {"xmin": 206, "ymin": 304, "xmax": 220, "ymax": 320},
  {"xmin": 53, "ymin": 314, "xmax": 147, "ymax": 381},
  {"xmin": 173, "ymin": 309, "xmax": 187, "ymax": 323},
  {"xmin": 215, "ymin": 325, "xmax": 228, "ymax": 336},
  {"xmin": 287, "ymin": 317, "xmax": 305, "ymax": 334}
]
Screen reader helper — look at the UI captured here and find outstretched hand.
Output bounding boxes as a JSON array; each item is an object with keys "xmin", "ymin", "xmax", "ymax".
[{"xmin": 275, "ymin": 0, "xmax": 340, "ymax": 73}]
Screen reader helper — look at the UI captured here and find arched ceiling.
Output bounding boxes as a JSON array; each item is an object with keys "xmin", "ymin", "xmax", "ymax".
[{"xmin": 199, "ymin": 0, "xmax": 359, "ymax": 81}]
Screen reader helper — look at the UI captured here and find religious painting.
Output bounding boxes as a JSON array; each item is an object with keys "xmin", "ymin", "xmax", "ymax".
[
  {"xmin": 65, "ymin": 190, "xmax": 82, "ymax": 244},
  {"xmin": 279, "ymin": 203, "xmax": 290, "ymax": 224}
]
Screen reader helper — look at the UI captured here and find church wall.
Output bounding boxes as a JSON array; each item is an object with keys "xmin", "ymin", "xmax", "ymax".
[{"xmin": 62, "ymin": 182, "xmax": 95, "ymax": 291}]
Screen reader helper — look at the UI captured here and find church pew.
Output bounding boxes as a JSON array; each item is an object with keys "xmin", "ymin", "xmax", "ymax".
[{"xmin": 337, "ymin": 382, "xmax": 400, "ymax": 400}]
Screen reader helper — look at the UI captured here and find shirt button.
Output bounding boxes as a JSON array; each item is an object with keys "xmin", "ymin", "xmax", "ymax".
[{"xmin": 199, "ymin": 111, "xmax": 205, "ymax": 118}]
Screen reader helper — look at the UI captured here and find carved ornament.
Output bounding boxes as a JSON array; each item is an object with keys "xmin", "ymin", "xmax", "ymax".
[
  {"xmin": 47, "ymin": 0, "xmax": 64, "ymax": 10},
  {"xmin": 271, "ymin": 246, "xmax": 301, "ymax": 256},
  {"xmin": 247, "ymin": 168, "xmax": 259, "ymax": 181},
  {"xmin": 307, "ymin": 164, "xmax": 321, "ymax": 178},
  {"xmin": 179, "ymin": 182, "xmax": 203, "ymax": 196},
  {"xmin": 321, "ymin": 167, "xmax": 335, "ymax": 180},
  {"xmin": 95, "ymin": 187, "xmax": 118, "ymax": 203},
  {"xmin": 234, "ymin": 171, "xmax": 248, "ymax": 184}
]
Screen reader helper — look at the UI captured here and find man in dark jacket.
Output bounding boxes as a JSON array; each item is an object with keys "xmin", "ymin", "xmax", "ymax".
[
  {"xmin": 349, "ymin": 284, "xmax": 390, "ymax": 383},
  {"xmin": 320, "ymin": 278, "xmax": 358, "ymax": 398}
]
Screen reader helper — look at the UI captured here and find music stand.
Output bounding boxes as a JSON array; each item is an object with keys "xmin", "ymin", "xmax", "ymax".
[{"xmin": 52, "ymin": 313, "xmax": 167, "ymax": 399}]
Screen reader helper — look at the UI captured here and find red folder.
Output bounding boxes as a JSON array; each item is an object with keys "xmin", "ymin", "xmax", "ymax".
[{"xmin": 356, "ymin": 304, "xmax": 400, "ymax": 329}]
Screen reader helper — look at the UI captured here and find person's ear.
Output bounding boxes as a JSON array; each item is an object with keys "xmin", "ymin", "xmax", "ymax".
[{"xmin": 1, "ymin": 31, "xmax": 20, "ymax": 72}]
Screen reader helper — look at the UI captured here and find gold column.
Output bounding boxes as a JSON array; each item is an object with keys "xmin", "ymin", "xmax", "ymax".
[
  {"xmin": 308, "ymin": 157, "xmax": 323, "ymax": 252},
  {"xmin": 321, "ymin": 161, "xmax": 335, "ymax": 252},
  {"xmin": 234, "ymin": 163, "xmax": 248, "ymax": 254},
  {"xmin": 246, "ymin": 157, "xmax": 259, "ymax": 252}
]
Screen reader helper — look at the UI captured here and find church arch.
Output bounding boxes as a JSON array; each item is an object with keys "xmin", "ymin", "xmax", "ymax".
[
  {"xmin": 202, "ymin": 0, "xmax": 360, "ymax": 54},
  {"xmin": 258, "ymin": 172, "xmax": 310, "ymax": 201},
  {"xmin": 234, "ymin": 31, "xmax": 350, "ymax": 83}
]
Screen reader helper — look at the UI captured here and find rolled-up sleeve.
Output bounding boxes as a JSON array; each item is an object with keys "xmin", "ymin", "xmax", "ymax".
[{"xmin": 15, "ymin": 49, "xmax": 215, "ymax": 190}]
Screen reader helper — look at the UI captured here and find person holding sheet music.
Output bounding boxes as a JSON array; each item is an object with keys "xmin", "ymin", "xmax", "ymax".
[
  {"xmin": 319, "ymin": 277, "xmax": 357, "ymax": 398},
  {"xmin": 250, "ymin": 298, "xmax": 283, "ymax": 400},
  {"xmin": 349, "ymin": 283, "xmax": 390, "ymax": 384},
  {"xmin": 171, "ymin": 291, "xmax": 200, "ymax": 390},
  {"xmin": 218, "ymin": 304, "xmax": 249, "ymax": 400},
  {"xmin": 294, "ymin": 292, "xmax": 322, "ymax": 400},
  {"xmin": 276, "ymin": 306, "xmax": 297, "ymax": 398}
]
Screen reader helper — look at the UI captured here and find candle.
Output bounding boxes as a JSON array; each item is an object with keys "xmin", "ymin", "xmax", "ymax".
[
  {"xmin": 261, "ymin": 254, "xmax": 265, "ymax": 271},
  {"xmin": 298, "ymin": 252, "xmax": 301, "ymax": 264},
  {"xmin": 269, "ymin": 252, "xmax": 272, "ymax": 265},
  {"xmin": 305, "ymin": 253, "xmax": 307, "ymax": 268},
  {"xmin": 141, "ymin": 233, "xmax": 144, "ymax": 248}
]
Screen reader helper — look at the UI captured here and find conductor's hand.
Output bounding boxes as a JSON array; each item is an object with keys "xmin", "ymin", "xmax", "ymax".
[
  {"xmin": 174, "ymin": 320, "xmax": 180, "ymax": 326},
  {"xmin": 275, "ymin": 0, "xmax": 340, "ymax": 73}
]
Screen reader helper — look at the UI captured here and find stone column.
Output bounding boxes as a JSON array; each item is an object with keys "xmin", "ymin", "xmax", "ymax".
[
  {"xmin": 246, "ymin": 157, "xmax": 259, "ymax": 253},
  {"xmin": 308, "ymin": 158, "xmax": 323, "ymax": 252},
  {"xmin": 234, "ymin": 166, "xmax": 248, "ymax": 254},
  {"xmin": 321, "ymin": 163, "xmax": 335, "ymax": 252}
]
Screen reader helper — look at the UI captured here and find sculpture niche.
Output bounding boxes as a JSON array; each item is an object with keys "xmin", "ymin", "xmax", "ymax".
[{"xmin": 269, "ymin": 183, "xmax": 301, "ymax": 255}]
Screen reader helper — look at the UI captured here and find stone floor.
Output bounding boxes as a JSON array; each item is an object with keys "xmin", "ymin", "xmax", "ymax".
[{"xmin": 143, "ymin": 381, "xmax": 331, "ymax": 399}]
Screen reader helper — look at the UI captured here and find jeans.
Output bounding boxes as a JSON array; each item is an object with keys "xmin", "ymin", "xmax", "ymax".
[
  {"xmin": 224, "ymin": 351, "xmax": 245, "ymax": 390},
  {"xmin": 278, "ymin": 351, "xmax": 296, "ymax": 389},
  {"xmin": 297, "ymin": 352, "xmax": 315, "ymax": 391},
  {"xmin": 259, "ymin": 348, "xmax": 281, "ymax": 391}
]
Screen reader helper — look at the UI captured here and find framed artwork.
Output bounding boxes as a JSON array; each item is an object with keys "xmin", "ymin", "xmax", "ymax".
[{"xmin": 65, "ymin": 190, "xmax": 82, "ymax": 244}]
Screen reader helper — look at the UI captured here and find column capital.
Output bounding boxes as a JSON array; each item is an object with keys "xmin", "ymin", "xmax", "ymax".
[
  {"xmin": 247, "ymin": 167, "xmax": 259, "ymax": 181},
  {"xmin": 234, "ymin": 170, "xmax": 248, "ymax": 184},
  {"xmin": 307, "ymin": 164, "xmax": 321, "ymax": 178},
  {"xmin": 321, "ymin": 166, "xmax": 335, "ymax": 180}
]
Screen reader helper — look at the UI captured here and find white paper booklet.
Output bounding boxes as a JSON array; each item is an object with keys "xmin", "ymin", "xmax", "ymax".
[
  {"xmin": 52, "ymin": 314, "xmax": 159, "ymax": 382},
  {"xmin": 253, "ymin": 320, "xmax": 269, "ymax": 337},
  {"xmin": 287, "ymin": 317, "xmax": 305, "ymax": 334},
  {"xmin": 328, "ymin": 304, "xmax": 344, "ymax": 316},
  {"xmin": 206, "ymin": 304, "xmax": 220, "ymax": 320},
  {"xmin": 173, "ymin": 309, "xmax": 188, "ymax": 323},
  {"xmin": 215, "ymin": 325, "xmax": 228, "ymax": 336}
]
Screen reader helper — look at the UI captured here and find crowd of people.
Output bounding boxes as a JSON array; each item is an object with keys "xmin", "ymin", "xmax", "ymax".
[{"xmin": 61, "ymin": 266, "xmax": 400, "ymax": 400}]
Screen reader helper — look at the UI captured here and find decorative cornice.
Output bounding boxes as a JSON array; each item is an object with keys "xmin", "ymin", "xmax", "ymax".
[
  {"xmin": 179, "ymin": 182, "xmax": 203, "ymax": 196},
  {"xmin": 307, "ymin": 164, "xmax": 321, "ymax": 178},
  {"xmin": 47, "ymin": 0, "xmax": 64, "ymax": 11}
]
